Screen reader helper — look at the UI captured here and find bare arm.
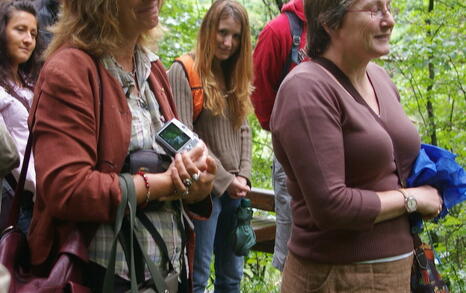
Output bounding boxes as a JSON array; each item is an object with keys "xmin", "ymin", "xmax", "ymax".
[
  {"xmin": 132, "ymin": 144, "xmax": 216, "ymax": 205},
  {"xmin": 375, "ymin": 185, "xmax": 442, "ymax": 223}
]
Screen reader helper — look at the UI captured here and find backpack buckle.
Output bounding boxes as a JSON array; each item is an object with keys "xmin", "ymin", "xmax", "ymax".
[{"xmin": 292, "ymin": 35, "xmax": 301, "ymax": 47}]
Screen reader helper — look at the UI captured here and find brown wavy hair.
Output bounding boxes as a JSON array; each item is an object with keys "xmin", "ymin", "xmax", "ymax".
[
  {"xmin": 195, "ymin": 0, "xmax": 253, "ymax": 129},
  {"xmin": 44, "ymin": 0, "xmax": 164, "ymax": 58}
]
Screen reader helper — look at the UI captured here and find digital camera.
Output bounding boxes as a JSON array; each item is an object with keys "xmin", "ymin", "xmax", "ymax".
[{"xmin": 156, "ymin": 118, "xmax": 199, "ymax": 157}]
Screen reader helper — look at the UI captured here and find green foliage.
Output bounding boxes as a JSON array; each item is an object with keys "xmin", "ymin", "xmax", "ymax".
[
  {"xmin": 382, "ymin": 0, "xmax": 465, "ymax": 162},
  {"xmin": 158, "ymin": 0, "xmax": 209, "ymax": 68},
  {"xmin": 422, "ymin": 205, "xmax": 466, "ymax": 291},
  {"xmin": 249, "ymin": 115, "xmax": 273, "ymax": 190},
  {"xmin": 378, "ymin": 0, "xmax": 465, "ymax": 291},
  {"xmin": 241, "ymin": 252, "xmax": 280, "ymax": 293}
]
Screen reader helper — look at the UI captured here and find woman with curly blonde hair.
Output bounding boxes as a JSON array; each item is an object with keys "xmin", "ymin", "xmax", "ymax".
[
  {"xmin": 28, "ymin": 0, "xmax": 217, "ymax": 291},
  {"xmin": 168, "ymin": 1, "xmax": 253, "ymax": 292}
]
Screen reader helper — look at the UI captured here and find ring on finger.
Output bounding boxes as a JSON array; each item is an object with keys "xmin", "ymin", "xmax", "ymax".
[
  {"xmin": 183, "ymin": 178, "xmax": 192, "ymax": 188},
  {"xmin": 174, "ymin": 188, "xmax": 189, "ymax": 198},
  {"xmin": 191, "ymin": 171, "xmax": 201, "ymax": 182}
]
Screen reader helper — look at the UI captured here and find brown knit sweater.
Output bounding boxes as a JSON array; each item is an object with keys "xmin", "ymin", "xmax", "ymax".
[
  {"xmin": 270, "ymin": 58, "xmax": 421, "ymax": 263},
  {"xmin": 168, "ymin": 62, "xmax": 252, "ymax": 196}
]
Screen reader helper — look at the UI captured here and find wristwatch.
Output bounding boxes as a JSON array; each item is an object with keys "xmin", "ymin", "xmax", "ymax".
[{"xmin": 398, "ymin": 189, "xmax": 417, "ymax": 213}]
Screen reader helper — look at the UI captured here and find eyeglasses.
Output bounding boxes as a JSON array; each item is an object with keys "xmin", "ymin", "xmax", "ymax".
[{"xmin": 347, "ymin": 4, "xmax": 392, "ymax": 19}]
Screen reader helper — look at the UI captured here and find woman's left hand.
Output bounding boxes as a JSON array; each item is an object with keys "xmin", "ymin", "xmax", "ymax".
[{"xmin": 160, "ymin": 145, "xmax": 216, "ymax": 202}]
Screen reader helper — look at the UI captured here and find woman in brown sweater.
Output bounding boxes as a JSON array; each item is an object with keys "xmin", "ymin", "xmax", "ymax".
[
  {"xmin": 168, "ymin": 1, "xmax": 253, "ymax": 292},
  {"xmin": 270, "ymin": 0, "xmax": 443, "ymax": 292}
]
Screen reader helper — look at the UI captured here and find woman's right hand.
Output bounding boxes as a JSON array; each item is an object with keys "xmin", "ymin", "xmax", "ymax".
[
  {"xmin": 408, "ymin": 185, "xmax": 443, "ymax": 219},
  {"xmin": 162, "ymin": 144, "xmax": 216, "ymax": 203}
]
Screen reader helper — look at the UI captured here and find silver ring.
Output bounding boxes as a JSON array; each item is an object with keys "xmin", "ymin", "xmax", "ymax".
[
  {"xmin": 174, "ymin": 188, "xmax": 189, "ymax": 198},
  {"xmin": 183, "ymin": 178, "xmax": 192, "ymax": 188},
  {"xmin": 191, "ymin": 171, "xmax": 201, "ymax": 182}
]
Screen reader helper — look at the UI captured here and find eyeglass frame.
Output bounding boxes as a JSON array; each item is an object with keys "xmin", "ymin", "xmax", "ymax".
[{"xmin": 347, "ymin": 3, "xmax": 392, "ymax": 19}]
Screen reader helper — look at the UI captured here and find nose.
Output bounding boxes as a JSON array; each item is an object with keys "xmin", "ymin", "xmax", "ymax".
[
  {"xmin": 223, "ymin": 35, "xmax": 233, "ymax": 48},
  {"xmin": 381, "ymin": 11, "xmax": 395, "ymax": 28},
  {"xmin": 23, "ymin": 32, "xmax": 34, "ymax": 45}
]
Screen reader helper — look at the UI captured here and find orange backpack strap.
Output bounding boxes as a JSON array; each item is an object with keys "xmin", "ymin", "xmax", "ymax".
[{"xmin": 174, "ymin": 54, "xmax": 203, "ymax": 121}]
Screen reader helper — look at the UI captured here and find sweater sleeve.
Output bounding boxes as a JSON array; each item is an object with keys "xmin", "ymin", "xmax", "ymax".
[
  {"xmin": 271, "ymin": 70, "xmax": 380, "ymax": 231},
  {"xmin": 238, "ymin": 119, "xmax": 252, "ymax": 184},
  {"xmin": 31, "ymin": 50, "xmax": 121, "ymax": 223},
  {"xmin": 167, "ymin": 62, "xmax": 194, "ymax": 130},
  {"xmin": 167, "ymin": 62, "xmax": 235, "ymax": 196},
  {"xmin": 0, "ymin": 86, "xmax": 36, "ymax": 193}
]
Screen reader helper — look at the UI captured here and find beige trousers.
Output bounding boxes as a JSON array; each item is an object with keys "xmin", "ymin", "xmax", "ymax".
[{"xmin": 281, "ymin": 252, "xmax": 413, "ymax": 293}]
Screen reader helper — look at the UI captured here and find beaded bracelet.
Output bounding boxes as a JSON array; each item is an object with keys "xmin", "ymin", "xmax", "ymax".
[{"xmin": 136, "ymin": 171, "xmax": 150, "ymax": 207}]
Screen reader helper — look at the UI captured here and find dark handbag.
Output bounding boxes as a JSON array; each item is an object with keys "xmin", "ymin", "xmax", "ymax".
[
  {"xmin": 122, "ymin": 149, "xmax": 171, "ymax": 174},
  {"xmin": 0, "ymin": 110, "xmax": 90, "ymax": 292},
  {"xmin": 0, "ymin": 56, "xmax": 108, "ymax": 293},
  {"xmin": 411, "ymin": 235, "xmax": 449, "ymax": 293},
  {"xmin": 0, "ymin": 227, "xmax": 89, "ymax": 292}
]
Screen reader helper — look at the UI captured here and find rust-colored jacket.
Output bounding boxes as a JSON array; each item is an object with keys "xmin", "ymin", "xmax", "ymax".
[{"xmin": 28, "ymin": 47, "xmax": 209, "ymax": 288}]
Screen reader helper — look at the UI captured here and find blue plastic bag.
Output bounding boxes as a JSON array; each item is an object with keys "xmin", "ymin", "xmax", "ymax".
[{"xmin": 407, "ymin": 144, "xmax": 466, "ymax": 233}]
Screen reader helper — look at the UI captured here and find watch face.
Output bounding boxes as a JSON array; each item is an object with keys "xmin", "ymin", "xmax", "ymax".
[{"xmin": 406, "ymin": 197, "xmax": 417, "ymax": 213}]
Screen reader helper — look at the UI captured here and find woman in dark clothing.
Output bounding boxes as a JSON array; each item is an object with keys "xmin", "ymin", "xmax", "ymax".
[{"xmin": 270, "ymin": 0, "xmax": 443, "ymax": 292}]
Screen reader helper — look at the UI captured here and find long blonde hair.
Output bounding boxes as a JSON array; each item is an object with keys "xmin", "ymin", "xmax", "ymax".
[
  {"xmin": 195, "ymin": 0, "xmax": 253, "ymax": 129},
  {"xmin": 44, "ymin": 0, "xmax": 164, "ymax": 58}
]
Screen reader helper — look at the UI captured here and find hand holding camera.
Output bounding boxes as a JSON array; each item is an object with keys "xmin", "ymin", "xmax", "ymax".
[
  {"xmin": 156, "ymin": 119, "xmax": 215, "ymax": 202},
  {"xmin": 158, "ymin": 145, "xmax": 216, "ymax": 203}
]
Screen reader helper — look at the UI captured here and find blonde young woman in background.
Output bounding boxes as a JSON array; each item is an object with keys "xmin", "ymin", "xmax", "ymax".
[{"xmin": 168, "ymin": 1, "xmax": 253, "ymax": 292}]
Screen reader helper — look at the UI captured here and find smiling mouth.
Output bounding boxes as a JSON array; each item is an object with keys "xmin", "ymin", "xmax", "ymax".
[
  {"xmin": 136, "ymin": 4, "xmax": 157, "ymax": 14},
  {"xmin": 375, "ymin": 34, "xmax": 391, "ymax": 40}
]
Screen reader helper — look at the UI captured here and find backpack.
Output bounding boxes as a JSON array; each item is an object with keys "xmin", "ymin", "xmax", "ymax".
[
  {"xmin": 174, "ymin": 54, "xmax": 204, "ymax": 122},
  {"xmin": 282, "ymin": 11, "xmax": 305, "ymax": 77}
]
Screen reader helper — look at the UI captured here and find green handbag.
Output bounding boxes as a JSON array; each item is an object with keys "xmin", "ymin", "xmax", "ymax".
[{"xmin": 231, "ymin": 198, "xmax": 256, "ymax": 256}]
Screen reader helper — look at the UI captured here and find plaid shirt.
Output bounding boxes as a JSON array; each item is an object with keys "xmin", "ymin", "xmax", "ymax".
[{"xmin": 88, "ymin": 47, "xmax": 183, "ymax": 281}]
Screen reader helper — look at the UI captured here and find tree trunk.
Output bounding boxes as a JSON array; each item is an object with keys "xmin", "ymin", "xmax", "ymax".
[
  {"xmin": 426, "ymin": 0, "xmax": 437, "ymax": 146},
  {"xmin": 275, "ymin": 0, "xmax": 284, "ymax": 11}
]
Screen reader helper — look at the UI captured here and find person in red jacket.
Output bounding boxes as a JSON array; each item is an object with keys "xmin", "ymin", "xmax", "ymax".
[{"xmin": 251, "ymin": 0, "xmax": 307, "ymax": 272}]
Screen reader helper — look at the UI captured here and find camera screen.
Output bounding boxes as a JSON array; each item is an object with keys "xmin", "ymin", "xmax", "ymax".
[{"xmin": 158, "ymin": 123, "xmax": 191, "ymax": 151}]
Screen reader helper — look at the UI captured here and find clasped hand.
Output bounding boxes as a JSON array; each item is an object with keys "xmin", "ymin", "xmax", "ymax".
[
  {"xmin": 227, "ymin": 175, "xmax": 250, "ymax": 199},
  {"xmin": 161, "ymin": 141, "xmax": 216, "ymax": 203}
]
